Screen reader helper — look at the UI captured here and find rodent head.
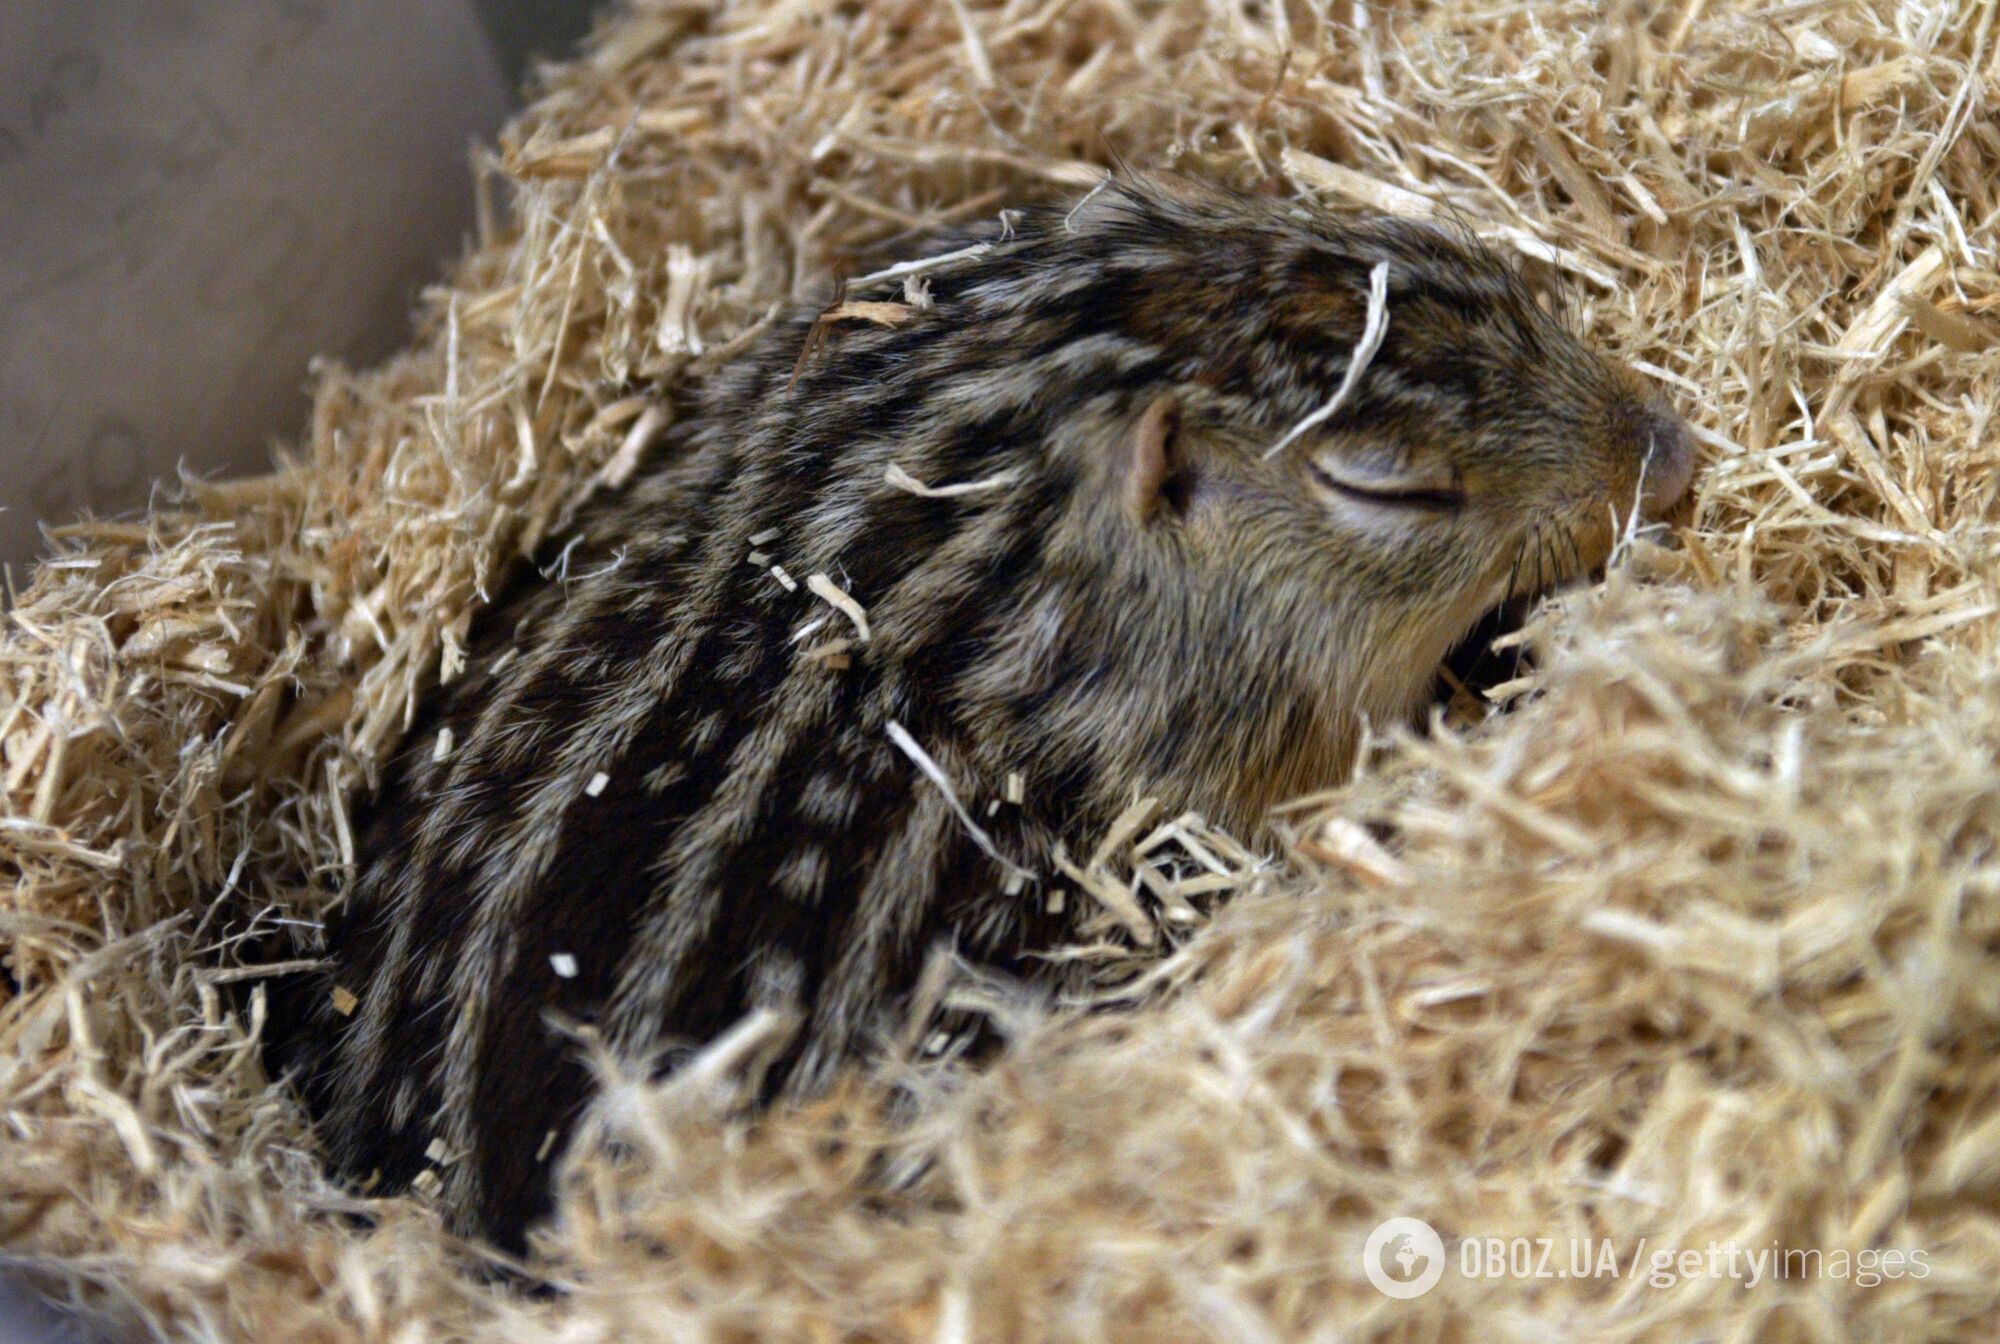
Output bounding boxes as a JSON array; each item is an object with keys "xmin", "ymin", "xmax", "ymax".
[{"xmin": 936, "ymin": 179, "xmax": 1693, "ymax": 827}]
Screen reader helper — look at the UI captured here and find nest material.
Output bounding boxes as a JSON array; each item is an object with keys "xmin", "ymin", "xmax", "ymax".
[{"xmin": 4, "ymin": 0, "xmax": 2000, "ymax": 1338}]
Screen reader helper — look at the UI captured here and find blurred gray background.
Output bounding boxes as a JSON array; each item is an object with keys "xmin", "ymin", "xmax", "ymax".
[
  {"xmin": 0, "ymin": 0, "xmax": 599, "ymax": 574},
  {"xmin": 0, "ymin": 3, "xmax": 598, "ymax": 1335}
]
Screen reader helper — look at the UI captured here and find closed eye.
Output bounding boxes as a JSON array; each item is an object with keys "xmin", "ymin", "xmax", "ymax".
[{"xmin": 1308, "ymin": 460, "xmax": 1466, "ymax": 511}]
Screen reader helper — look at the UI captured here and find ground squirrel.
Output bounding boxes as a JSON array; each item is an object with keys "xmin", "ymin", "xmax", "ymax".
[{"xmin": 267, "ymin": 177, "xmax": 1694, "ymax": 1248}]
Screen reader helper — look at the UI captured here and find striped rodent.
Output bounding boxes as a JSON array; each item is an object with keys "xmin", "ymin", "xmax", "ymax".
[{"xmin": 267, "ymin": 177, "xmax": 1693, "ymax": 1249}]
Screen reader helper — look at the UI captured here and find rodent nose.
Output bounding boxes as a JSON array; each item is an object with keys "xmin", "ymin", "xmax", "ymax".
[{"xmin": 1638, "ymin": 407, "xmax": 1695, "ymax": 517}]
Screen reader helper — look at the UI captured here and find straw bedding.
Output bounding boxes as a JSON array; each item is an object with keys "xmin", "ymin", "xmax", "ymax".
[{"xmin": 4, "ymin": 0, "xmax": 1999, "ymax": 1339}]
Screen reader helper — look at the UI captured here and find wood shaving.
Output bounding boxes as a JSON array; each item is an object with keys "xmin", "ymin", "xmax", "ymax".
[
  {"xmin": 886, "ymin": 720, "xmax": 1032, "ymax": 884},
  {"xmin": 1266, "ymin": 261, "xmax": 1391, "ymax": 458},
  {"xmin": 806, "ymin": 572, "xmax": 872, "ymax": 643},
  {"xmin": 885, "ymin": 463, "xmax": 1022, "ymax": 498}
]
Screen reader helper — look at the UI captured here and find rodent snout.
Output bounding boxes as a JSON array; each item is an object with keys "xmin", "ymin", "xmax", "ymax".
[{"xmin": 1636, "ymin": 405, "xmax": 1696, "ymax": 518}]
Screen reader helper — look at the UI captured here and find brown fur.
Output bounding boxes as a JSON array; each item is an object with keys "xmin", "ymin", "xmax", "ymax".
[{"xmin": 265, "ymin": 178, "xmax": 1692, "ymax": 1249}]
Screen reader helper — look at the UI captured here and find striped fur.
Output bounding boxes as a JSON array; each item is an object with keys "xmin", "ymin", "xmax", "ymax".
[{"xmin": 267, "ymin": 178, "xmax": 1689, "ymax": 1247}]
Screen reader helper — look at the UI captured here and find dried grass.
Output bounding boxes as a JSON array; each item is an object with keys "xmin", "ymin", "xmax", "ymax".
[{"xmin": 5, "ymin": 0, "xmax": 2000, "ymax": 1339}]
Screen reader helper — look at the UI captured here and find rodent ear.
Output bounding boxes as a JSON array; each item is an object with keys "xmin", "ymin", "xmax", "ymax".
[{"xmin": 1124, "ymin": 392, "xmax": 1185, "ymax": 523}]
